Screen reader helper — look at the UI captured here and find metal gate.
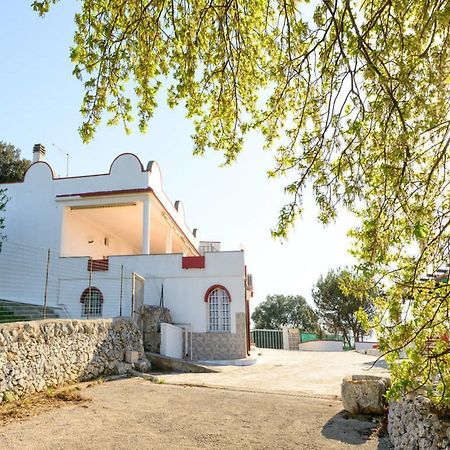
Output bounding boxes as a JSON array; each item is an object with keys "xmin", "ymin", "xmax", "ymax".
[
  {"xmin": 251, "ymin": 329, "xmax": 283, "ymax": 349},
  {"xmin": 131, "ymin": 273, "xmax": 145, "ymax": 330}
]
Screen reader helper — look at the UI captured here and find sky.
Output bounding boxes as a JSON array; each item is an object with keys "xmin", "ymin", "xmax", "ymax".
[{"xmin": 1, "ymin": 2, "xmax": 356, "ymax": 312}]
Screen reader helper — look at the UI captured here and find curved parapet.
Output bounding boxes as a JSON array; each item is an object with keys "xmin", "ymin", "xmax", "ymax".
[
  {"xmin": 109, "ymin": 153, "xmax": 145, "ymax": 178},
  {"xmin": 24, "ymin": 161, "xmax": 55, "ymax": 184},
  {"xmin": 146, "ymin": 160, "xmax": 163, "ymax": 189},
  {"xmin": 174, "ymin": 200, "xmax": 185, "ymax": 221}
]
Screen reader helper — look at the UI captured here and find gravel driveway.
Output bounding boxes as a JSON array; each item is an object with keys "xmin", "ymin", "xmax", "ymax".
[
  {"xmin": 163, "ymin": 349, "xmax": 389, "ymax": 398},
  {"xmin": 0, "ymin": 377, "xmax": 391, "ymax": 450},
  {"xmin": 0, "ymin": 350, "xmax": 391, "ymax": 449}
]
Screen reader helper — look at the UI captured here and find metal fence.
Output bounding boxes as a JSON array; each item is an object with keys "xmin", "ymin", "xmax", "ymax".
[
  {"xmin": 250, "ymin": 329, "xmax": 284, "ymax": 349},
  {"xmin": 0, "ymin": 240, "xmax": 138, "ymax": 324},
  {"xmin": 300, "ymin": 332, "xmax": 342, "ymax": 342},
  {"xmin": 250, "ymin": 329, "xmax": 345, "ymax": 350}
]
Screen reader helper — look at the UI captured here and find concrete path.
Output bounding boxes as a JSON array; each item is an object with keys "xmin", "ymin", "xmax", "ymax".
[{"xmin": 159, "ymin": 349, "xmax": 389, "ymax": 398}]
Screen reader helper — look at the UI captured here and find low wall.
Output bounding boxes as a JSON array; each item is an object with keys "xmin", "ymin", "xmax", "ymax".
[
  {"xmin": 298, "ymin": 340, "xmax": 343, "ymax": 352},
  {"xmin": 0, "ymin": 318, "xmax": 144, "ymax": 403},
  {"xmin": 160, "ymin": 323, "xmax": 183, "ymax": 359},
  {"xmin": 192, "ymin": 313, "xmax": 247, "ymax": 360},
  {"xmin": 388, "ymin": 395, "xmax": 450, "ymax": 449}
]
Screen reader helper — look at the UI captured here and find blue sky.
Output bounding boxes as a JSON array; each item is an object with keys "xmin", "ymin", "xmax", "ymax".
[{"xmin": 1, "ymin": 2, "xmax": 355, "ymax": 311}]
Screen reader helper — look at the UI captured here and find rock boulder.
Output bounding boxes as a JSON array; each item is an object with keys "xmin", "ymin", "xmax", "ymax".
[{"xmin": 341, "ymin": 375, "xmax": 390, "ymax": 414}]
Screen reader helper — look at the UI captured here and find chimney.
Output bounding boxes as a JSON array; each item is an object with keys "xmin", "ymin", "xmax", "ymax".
[{"xmin": 33, "ymin": 143, "xmax": 46, "ymax": 163}]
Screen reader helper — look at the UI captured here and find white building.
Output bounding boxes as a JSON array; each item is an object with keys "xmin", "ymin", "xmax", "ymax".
[{"xmin": 0, "ymin": 145, "xmax": 253, "ymax": 360}]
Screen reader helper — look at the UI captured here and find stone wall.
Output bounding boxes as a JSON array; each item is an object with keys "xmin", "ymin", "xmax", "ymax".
[
  {"xmin": 388, "ymin": 395, "xmax": 450, "ymax": 449},
  {"xmin": 0, "ymin": 318, "xmax": 144, "ymax": 403},
  {"xmin": 142, "ymin": 305, "xmax": 172, "ymax": 353},
  {"xmin": 191, "ymin": 313, "xmax": 247, "ymax": 360}
]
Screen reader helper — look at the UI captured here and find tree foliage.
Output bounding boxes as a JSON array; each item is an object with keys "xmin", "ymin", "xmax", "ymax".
[
  {"xmin": 252, "ymin": 294, "xmax": 319, "ymax": 331},
  {"xmin": 0, "ymin": 142, "xmax": 30, "ymax": 183},
  {"xmin": 312, "ymin": 268, "xmax": 375, "ymax": 347},
  {"xmin": 32, "ymin": 1, "xmax": 450, "ymax": 405}
]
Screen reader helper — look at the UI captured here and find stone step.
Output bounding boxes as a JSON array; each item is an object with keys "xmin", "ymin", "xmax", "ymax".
[{"xmin": 0, "ymin": 299, "xmax": 62, "ymax": 324}]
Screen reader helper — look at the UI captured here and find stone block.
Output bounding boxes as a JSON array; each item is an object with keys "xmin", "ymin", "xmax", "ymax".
[
  {"xmin": 125, "ymin": 351, "xmax": 139, "ymax": 364},
  {"xmin": 115, "ymin": 362, "xmax": 133, "ymax": 375},
  {"xmin": 133, "ymin": 359, "xmax": 152, "ymax": 373},
  {"xmin": 341, "ymin": 375, "xmax": 390, "ymax": 414}
]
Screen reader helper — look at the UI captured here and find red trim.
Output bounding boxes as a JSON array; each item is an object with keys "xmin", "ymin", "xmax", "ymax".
[
  {"xmin": 87, "ymin": 259, "xmax": 109, "ymax": 271},
  {"xmin": 22, "ymin": 153, "xmax": 147, "ymax": 183},
  {"xmin": 182, "ymin": 256, "xmax": 205, "ymax": 269},
  {"xmin": 57, "ymin": 187, "xmax": 153, "ymax": 198},
  {"xmin": 204, "ymin": 285, "xmax": 232, "ymax": 302},
  {"xmin": 80, "ymin": 287, "xmax": 104, "ymax": 303},
  {"xmin": 245, "ymin": 291, "xmax": 251, "ymax": 354}
]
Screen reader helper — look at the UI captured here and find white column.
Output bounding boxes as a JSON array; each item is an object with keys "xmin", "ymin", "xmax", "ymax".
[
  {"xmin": 142, "ymin": 198, "xmax": 151, "ymax": 254},
  {"xmin": 165, "ymin": 229, "xmax": 173, "ymax": 254}
]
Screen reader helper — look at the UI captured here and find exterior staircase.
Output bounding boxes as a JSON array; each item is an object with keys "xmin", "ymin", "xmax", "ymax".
[{"xmin": 0, "ymin": 299, "xmax": 64, "ymax": 324}]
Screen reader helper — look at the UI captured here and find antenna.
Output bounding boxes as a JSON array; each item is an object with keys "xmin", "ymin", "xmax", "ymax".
[{"xmin": 51, "ymin": 143, "xmax": 70, "ymax": 177}]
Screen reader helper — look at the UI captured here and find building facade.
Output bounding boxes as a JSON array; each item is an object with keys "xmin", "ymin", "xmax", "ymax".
[{"xmin": 0, "ymin": 147, "xmax": 252, "ymax": 360}]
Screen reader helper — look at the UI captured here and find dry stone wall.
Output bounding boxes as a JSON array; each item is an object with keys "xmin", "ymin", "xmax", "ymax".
[
  {"xmin": 142, "ymin": 305, "xmax": 172, "ymax": 353},
  {"xmin": 388, "ymin": 395, "xmax": 450, "ymax": 449},
  {"xmin": 0, "ymin": 318, "xmax": 144, "ymax": 403}
]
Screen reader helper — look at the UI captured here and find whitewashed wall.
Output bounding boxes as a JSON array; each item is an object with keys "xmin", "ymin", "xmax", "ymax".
[
  {"xmin": 0, "ymin": 153, "xmax": 198, "ymax": 255},
  {"xmin": 62, "ymin": 210, "xmax": 138, "ymax": 259},
  {"xmin": 0, "ymin": 247, "xmax": 246, "ymax": 335},
  {"xmin": 0, "ymin": 154, "xmax": 246, "ymax": 334},
  {"xmin": 110, "ymin": 251, "xmax": 246, "ymax": 333},
  {"xmin": 57, "ymin": 251, "xmax": 246, "ymax": 333}
]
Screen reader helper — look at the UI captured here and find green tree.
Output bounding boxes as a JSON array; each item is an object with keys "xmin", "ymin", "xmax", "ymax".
[
  {"xmin": 0, "ymin": 142, "xmax": 30, "ymax": 183},
  {"xmin": 33, "ymin": 1, "xmax": 450, "ymax": 405},
  {"xmin": 312, "ymin": 268, "xmax": 375, "ymax": 348},
  {"xmin": 252, "ymin": 294, "xmax": 319, "ymax": 331}
]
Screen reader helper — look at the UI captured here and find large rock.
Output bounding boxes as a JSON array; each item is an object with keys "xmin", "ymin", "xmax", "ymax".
[
  {"xmin": 341, "ymin": 375, "xmax": 390, "ymax": 414},
  {"xmin": 142, "ymin": 306, "xmax": 172, "ymax": 352}
]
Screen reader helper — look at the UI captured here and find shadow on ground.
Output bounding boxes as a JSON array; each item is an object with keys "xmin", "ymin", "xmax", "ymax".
[
  {"xmin": 322, "ymin": 410, "xmax": 392, "ymax": 449},
  {"xmin": 362, "ymin": 359, "xmax": 389, "ymax": 370}
]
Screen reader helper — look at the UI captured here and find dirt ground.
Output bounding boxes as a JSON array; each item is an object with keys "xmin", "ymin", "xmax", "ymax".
[{"xmin": 0, "ymin": 377, "xmax": 391, "ymax": 449}]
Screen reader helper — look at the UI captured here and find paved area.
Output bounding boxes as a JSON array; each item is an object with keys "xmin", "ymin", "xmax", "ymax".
[
  {"xmin": 0, "ymin": 377, "xmax": 391, "ymax": 449},
  {"xmin": 161, "ymin": 349, "xmax": 389, "ymax": 398}
]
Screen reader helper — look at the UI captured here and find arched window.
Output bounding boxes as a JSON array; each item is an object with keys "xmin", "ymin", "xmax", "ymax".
[
  {"xmin": 205, "ymin": 285, "xmax": 231, "ymax": 332},
  {"xmin": 80, "ymin": 287, "xmax": 103, "ymax": 317}
]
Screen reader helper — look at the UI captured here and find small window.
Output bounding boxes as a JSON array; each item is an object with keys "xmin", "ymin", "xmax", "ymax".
[
  {"xmin": 80, "ymin": 287, "xmax": 103, "ymax": 317},
  {"xmin": 206, "ymin": 286, "xmax": 231, "ymax": 332}
]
